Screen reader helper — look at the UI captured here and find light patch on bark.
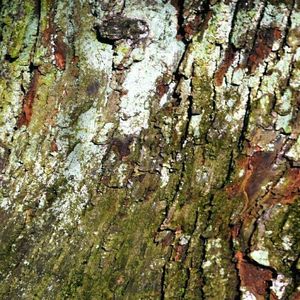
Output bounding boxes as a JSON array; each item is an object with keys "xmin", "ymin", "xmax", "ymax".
[
  {"xmin": 277, "ymin": 88, "xmax": 293, "ymax": 115},
  {"xmin": 189, "ymin": 115, "xmax": 202, "ymax": 138},
  {"xmin": 261, "ymin": 3, "xmax": 289, "ymax": 30},
  {"xmin": 275, "ymin": 113, "xmax": 292, "ymax": 134},
  {"xmin": 257, "ymin": 50, "xmax": 292, "ymax": 100},
  {"xmin": 118, "ymin": 2, "xmax": 185, "ymax": 135},
  {"xmin": 94, "ymin": 122, "xmax": 115, "ymax": 144},
  {"xmin": 282, "ymin": 235, "xmax": 293, "ymax": 251},
  {"xmin": 159, "ymin": 82, "xmax": 176, "ymax": 107},
  {"xmin": 192, "ymin": 40, "xmax": 221, "ymax": 78},
  {"xmin": 288, "ymin": 9, "xmax": 300, "ymax": 50},
  {"xmin": 179, "ymin": 235, "xmax": 190, "ymax": 245},
  {"xmin": 117, "ymin": 163, "xmax": 128, "ymax": 186},
  {"xmin": 271, "ymin": 274, "xmax": 291, "ymax": 299},
  {"xmin": 224, "ymin": 86, "xmax": 249, "ymax": 134},
  {"xmin": 113, "ymin": 42, "xmax": 132, "ymax": 67},
  {"xmin": 80, "ymin": 34, "xmax": 114, "ymax": 73},
  {"xmin": 290, "ymin": 48, "xmax": 300, "ymax": 89},
  {"xmin": 207, "ymin": 2, "xmax": 236, "ymax": 45},
  {"xmin": 231, "ymin": 0, "xmax": 265, "ymax": 48},
  {"xmin": 0, "ymin": 197, "xmax": 10, "ymax": 210},
  {"xmin": 241, "ymin": 288, "xmax": 256, "ymax": 300},
  {"xmin": 286, "ymin": 136, "xmax": 300, "ymax": 162},
  {"xmin": 64, "ymin": 142, "xmax": 106, "ymax": 181},
  {"xmin": 0, "ymin": 82, "xmax": 23, "ymax": 141},
  {"xmin": 202, "ymin": 260, "xmax": 212, "ymax": 269},
  {"xmin": 38, "ymin": 193, "xmax": 47, "ymax": 209},
  {"xmin": 239, "ymin": 169, "xmax": 245, "ymax": 178},
  {"xmin": 160, "ymin": 165, "xmax": 170, "ymax": 188},
  {"xmin": 250, "ymin": 249, "xmax": 270, "ymax": 266},
  {"xmin": 232, "ymin": 67, "xmax": 245, "ymax": 85},
  {"xmin": 50, "ymin": 184, "xmax": 91, "ymax": 227},
  {"xmin": 76, "ymin": 107, "xmax": 98, "ymax": 141}
]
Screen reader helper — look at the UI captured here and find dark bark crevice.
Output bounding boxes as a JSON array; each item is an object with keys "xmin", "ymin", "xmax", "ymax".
[{"xmin": 237, "ymin": 87, "xmax": 251, "ymax": 152}]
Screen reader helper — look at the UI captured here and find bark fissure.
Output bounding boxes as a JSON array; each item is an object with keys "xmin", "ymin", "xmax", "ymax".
[{"xmin": 237, "ymin": 87, "xmax": 251, "ymax": 152}]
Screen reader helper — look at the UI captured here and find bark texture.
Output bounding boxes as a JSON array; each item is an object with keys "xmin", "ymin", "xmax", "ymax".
[{"xmin": 0, "ymin": 0, "xmax": 300, "ymax": 299}]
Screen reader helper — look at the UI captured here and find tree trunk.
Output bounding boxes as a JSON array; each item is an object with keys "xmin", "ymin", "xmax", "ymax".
[{"xmin": 1, "ymin": 0, "xmax": 300, "ymax": 299}]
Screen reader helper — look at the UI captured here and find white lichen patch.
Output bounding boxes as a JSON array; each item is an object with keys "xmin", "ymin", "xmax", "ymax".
[
  {"xmin": 271, "ymin": 274, "xmax": 290, "ymax": 299},
  {"xmin": 287, "ymin": 9, "xmax": 300, "ymax": 50},
  {"xmin": 50, "ymin": 184, "xmax": 91, "ymax": 227},
  {"xmin": 159, "ymin": 81, "xmax": 176, "ymax": 107},
  {"xmin": 94, "ymin": 122, "xmax": 115, "ymax": 144},
  {"xmin": 277, "ymin": 89, "xmax": 292, "ymax": 114},
  {"xmin": 202, "ymin": 237, "xmax": 233, "ymax": 298},
  {"xmin": 250, "ymin": 249, "xmax": 270, "ymax": 266},
  {"xmin": 189, "ymin": 114, "xmax": 202, "ymax": 138},
  {"xmin": 202, "ymin": 260, "xmax": 212, "ymax": 269},
  {"xmin": 231, "ymin": 0, "xmax": 265, "ymax": 48},
  {"xmin": 240, "ymin": 288, "xmax": 256, "ymax": 300},
  {"xmin": 275, "ymin": 112, "xmax": 292, "ymax": 134},
  {"xmin": 196, "ymin": 169, "xmax": 208, "ymax": 184},
  {"xmin": 76, "ymin": 107, "xmax": 98, "ymax": 141},
  {"xmin": 160, "ymin": 165, "xmax": 170, "ymax": 188},
  {"xmin": 38, "ymin": 193, "xmax": 47, "ymax": 209},
  {"xmin": 274, "ymin": 51, "xmax": 293, "ymax": 80},
  {"xmin": 206, "ymin": 2, "xmax": 236, "ymax": 45},
  {"xmin": 238, "ymin": 168, "xmax": 245, "ymax": 178},
  {"xmin": 117, "ymin": 163, "xmax": 128, "ymax": 186},
  {"xmin": 80, "ymin": 33, "xmax": 114, "ymax": 74},
  {"xmin": 258, "ymin": 70, "xmax": 280, "ymax": 97},
  {"xmin": 55, "ymin": 100, "xmax": 115, "ymax": 223},
  {"xmin": 0, "ymin": 82, "xmax": 23, "ymax": 141},
  {"xmin": 285, "ymin": 136, "xmax": 300, "ymax": 162},
  {"xmin": 0, "ymin": 197, "xmax": 11, "ymax": 210},
  {"xmin": 160, "ymin": 117, "xmax": 173, "ymax": 144},
  {"xmin": 290, "ymin": 49, "xmax": 300, "ymax": 88},
  {"xmin": 206, "ymin": 238, "xmax": 223, "ymax": 251},
  {"xmin": 261, "ymin": 2, "xmax": 289, "ymax": 30},
  {"xmin": 282, "ymin": 235, "xmax": 293, "ymax": 251},
  {"xmin": 61, "ymin": 105, "xmax": 114, "ymax": 190},
  {"xmin": 179, "ymin": 235, "xmax": 190, "ymax": 246},
  {"xmin": 118, "ymin": 2, "xmax": 185, "ymax": 135},
  {"xmin": 222, "ymin": 86, "xmax": 249, "ymax": 134},
  {"xmin": 64, "ymin": 142, "xmax": 107, "ymax": 182},
  {"xmin": 226, "ymin": 98, "xmax": 236, "ymax": 108},
  {"xmin": 232, "ymin": 67, "xmax": 245, "ymax": 85}
]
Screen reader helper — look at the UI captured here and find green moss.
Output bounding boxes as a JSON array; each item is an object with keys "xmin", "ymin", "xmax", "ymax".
[
  {"xmin": 262, "ymin": 200, "xmax": 300, "ymax": 277},
  {"xmin": 6, "ymin": 2, "xmax": 36, "ymax": 58},
  {"xmin": 29, "ymin": 72, "xmax": 56, "ymax": 134},
  {"xmin": 164, "ymin": 264, "xmax": 188, "ymax": 298}
]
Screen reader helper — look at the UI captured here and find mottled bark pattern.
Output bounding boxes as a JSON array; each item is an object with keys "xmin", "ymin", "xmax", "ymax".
[{"xmin": 0, "ymin": 0, "xmax": 300, "ymax": 299}]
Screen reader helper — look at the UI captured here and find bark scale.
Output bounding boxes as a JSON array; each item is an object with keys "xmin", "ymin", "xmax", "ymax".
[{"xmin": 0, "ymin": 0, "xmax": 300, "ymax": 299}]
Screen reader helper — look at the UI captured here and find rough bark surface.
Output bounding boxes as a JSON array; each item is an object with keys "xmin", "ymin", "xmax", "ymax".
[{"xmin": 0, "ymin": 0, "xmax": 300, "ymax": 299}]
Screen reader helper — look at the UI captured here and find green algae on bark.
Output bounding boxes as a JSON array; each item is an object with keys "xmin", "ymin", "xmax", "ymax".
[{"xmin": 0, "ymin": 0, "xmax": 300, "ymax": 299}]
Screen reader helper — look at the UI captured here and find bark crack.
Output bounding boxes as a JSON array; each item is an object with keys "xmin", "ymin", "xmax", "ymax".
[{"xmin": 237, "ymin": 87, "xmax": 251, "ymax": 152}]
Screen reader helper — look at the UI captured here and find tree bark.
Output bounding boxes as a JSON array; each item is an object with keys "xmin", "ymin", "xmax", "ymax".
[{"xmin": 0, "ymin": 0, "xmax": 300, "ymax": 299}]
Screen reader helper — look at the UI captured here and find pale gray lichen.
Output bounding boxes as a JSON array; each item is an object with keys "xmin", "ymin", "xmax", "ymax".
[
  {"xmin": 271, "ymin": 274, "xmax": 291, "ymax": 300},
  {"xmin": 250, "ymin": 249, "xmax": 270, "ymax": 267},
  {"xmin": 118, "ymin": 2, "xmax": 185, "ymax": 135}
]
